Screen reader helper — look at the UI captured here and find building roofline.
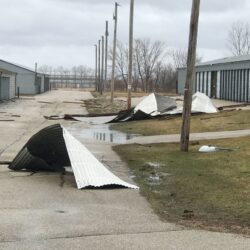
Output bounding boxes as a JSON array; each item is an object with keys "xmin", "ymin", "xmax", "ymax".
[
  {"xmin": 196, "ymin": 54, "xmax": 250, "ymax": 67},
  {"xmin": 178, "ymin": 54, "xmax": 250, "ymax": 70},
  {"xmin": 0, "ymin": 59, "xmax": 47, "ymax": 75}
]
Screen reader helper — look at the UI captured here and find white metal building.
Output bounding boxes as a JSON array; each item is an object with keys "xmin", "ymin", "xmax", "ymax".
[
  {"xmin": 0, "ymin": 59, "xmax": 50, "ymax": 95},
  {"xmin": 178, "ymin": 54, "xmax": 250, "ymax": 102}
]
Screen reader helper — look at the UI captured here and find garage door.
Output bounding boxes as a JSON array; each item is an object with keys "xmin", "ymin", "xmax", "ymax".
[
  {"xmin": 0, "ymin": 77, "xmax": 10, "ymax": 100},
  {"xmin": 44, "ymin": 77, "xmax": 50, "ymax": 92}
]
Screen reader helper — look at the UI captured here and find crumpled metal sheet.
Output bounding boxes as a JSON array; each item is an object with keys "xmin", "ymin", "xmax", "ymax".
[
  {"xmin": 9, "ymin": 124, "xmax": 70, "ymax": 172},
  {"xmin": 164, "ymin": 92, "xmax": 218, "ymax": 115},
  {"xmin": 62, "ymin": 127, "xmax": 138, "ymax": 189},
  {"xmin": 134, "ymin": 93, "xmax": 177, "ymax": 116},
  {"xmin": 9, "ymin": 124, "xmax": 138, "ymax": 189},
  {"xmin": 108, "ymin": 93, "xmax": 177, "ymax": 123},
  {"xmin": 192, "ymin": 92, "xmax": 218, "ymax": 113}
]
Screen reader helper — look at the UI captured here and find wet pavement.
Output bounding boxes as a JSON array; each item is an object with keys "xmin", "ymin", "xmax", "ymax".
[
  {"xmin": 69, "ymin": 117, "xmax": 139, "ymax": 144},
  {"xmin": 1, "ymin": 90, "xmax": 250, "ymax": 250}
]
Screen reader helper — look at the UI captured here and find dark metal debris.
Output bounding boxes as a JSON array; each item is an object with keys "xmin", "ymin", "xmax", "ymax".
[{"xmin": 9, "ymin": 124, "xmax": 70, "ymax": 171}]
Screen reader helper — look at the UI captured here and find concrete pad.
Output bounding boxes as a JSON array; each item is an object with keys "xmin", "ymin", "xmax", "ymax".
[
  {"xmin": 126, "ymin": 130, "xmax": 250, "ymax": 145},
  {"xmin": 0, "ymin": 90, "xmax": 249, "ymax": 249}
]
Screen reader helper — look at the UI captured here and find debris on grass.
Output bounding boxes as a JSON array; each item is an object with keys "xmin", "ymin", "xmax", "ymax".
[{"xmin": 199, "ymin": 145, "xmax": 238, "ymax": 153}]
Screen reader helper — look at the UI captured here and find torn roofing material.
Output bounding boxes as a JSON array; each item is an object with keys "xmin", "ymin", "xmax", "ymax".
[
  {"xmin": 9, "ymin": 124, "xmax": 70, "ymax": 172},
  {"xmin": 191, "ymin": 92, "xmax": 218, "ymax": 114},
  {"xmin": 62, "ymin": 128, "xmax": 138, "ymax": 189},
  {"xmin": 163, "ymin": 92, "xmax": 218, "ymax": 115},
  {"xmin": 9, "ymin": 124, "xmax": 138, "ymax": 189},
  {"xmin": 109, "ymin": 93, "xmax": 177, "ymax": 123},
  {"xmin": 134, "ymin": 93, "xmax": 177, "ymax": 116}
]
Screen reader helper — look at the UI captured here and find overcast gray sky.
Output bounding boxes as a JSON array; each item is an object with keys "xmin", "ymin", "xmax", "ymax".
[{"xmin": 0, "ymin": 0, "xmax": 249, "ymax": 69}]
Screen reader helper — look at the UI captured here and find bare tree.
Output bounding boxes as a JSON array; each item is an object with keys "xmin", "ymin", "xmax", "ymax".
[
  {"xmin": 108, "ymin": 41, "xmax": 129, "ymax": 89},
  {"xmin": 153, "ymin": 62, "xmax": 177, "ymax": 92},
  {"xmin": 134, "ymin": 38, "xmax": 165, "ymax": 92},
  {"xmin": 38, "ymin": 65, "xmax": 53, "ymax": 74},
  {"xmin": 116, "ymin": 41, "xmax": 129, "ymax": 88},
  {"xmin": 228, "ymin": 21, "xmax": 250, "ymax": 56},
  {"xmin": 169, "ymin": 48, "xmax": 202, "ymax": 69}
]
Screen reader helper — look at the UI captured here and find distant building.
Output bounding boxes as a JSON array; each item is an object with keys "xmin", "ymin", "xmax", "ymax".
[
  {"xmin": 178, "ymin": 55, "xmax": 250, "ymax": 102},
  {"xmin": 0, "ymin": 59, "xmax": 50, "ymax": 95},
  {"xmin": 0, "ymin": 68, "xmax": 16, "ymax": 101}
]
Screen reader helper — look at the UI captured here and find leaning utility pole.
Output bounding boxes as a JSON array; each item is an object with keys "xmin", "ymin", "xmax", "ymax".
[
  {"xmin": 98, "ymin": 39, "xmax": 101, "ymax": 93},
  {"xmin": 127, "ymin": 0, "xmax": 134, "ymax": 109},
  {"xmin": 180, "ymin": 0, "xmax": 200, "ymax": 152},
  {"xmin": 101, "ymin": 35, "xmax": 105, "ymax": 95},
  {"xmin": 105, "ymin": 20, "xmax": 109, "ymax": 89},
  {"xmin": 94, "ymin": 44, "xmax": 98, "ymax": 91},
  {"xmin": 111, "ymin": 2, "xmax": 119, "ymax": 103}
]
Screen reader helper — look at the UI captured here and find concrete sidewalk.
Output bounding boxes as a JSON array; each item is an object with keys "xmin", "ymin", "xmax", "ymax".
[
  {"xmin": 126, "ymin": 129, "xmax": 250, "ymax": 145},
  {"xmin": 0, "ymin": 90, "xmax": 250, "ymax": 250}
]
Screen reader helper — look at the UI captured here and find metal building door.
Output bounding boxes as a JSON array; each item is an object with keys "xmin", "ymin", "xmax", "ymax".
[
  {"xmin": 1, "ymin": 77, "xmax": 10, "ymax": 100},
  {"xmin": 211, "ymin": 71, "xmax": 217, "ymax": 98}
]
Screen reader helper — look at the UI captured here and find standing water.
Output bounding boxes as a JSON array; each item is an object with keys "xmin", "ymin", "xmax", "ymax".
[{"xmin": 68, "ymin": 116, "xmax": 139, "ymax": 144}]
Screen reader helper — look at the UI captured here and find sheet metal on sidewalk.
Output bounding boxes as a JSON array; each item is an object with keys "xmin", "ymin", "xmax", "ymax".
[{"xmin": 9, "ymin": 124, "xmax": 138, "ymax": 189}]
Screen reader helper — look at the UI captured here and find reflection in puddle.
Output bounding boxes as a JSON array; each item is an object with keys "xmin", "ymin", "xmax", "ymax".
[{"xmin": 70, "ymin": 123, "xmax": 139, "ymax": 144}]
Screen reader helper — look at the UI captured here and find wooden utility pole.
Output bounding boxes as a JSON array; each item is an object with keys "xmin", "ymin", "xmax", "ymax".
[
  {"xmin": 98, "ymin": 39, "xmax": 101, "ymax": 93},
  {"xmin": 111, "ymin": 2, "xmax": 119, "ymax": 103},
  {"xmin": 127, "ymin": 0, "xmax": 134, "ymax": 109},
  {"xmin": 101, "ymin": 36, "xmax": 104, "ymax": 95},
  {"xmin": 180, "ymin": 0, "xmax": 200, "ymax": 152},
  {"xmin": 105, "ymin": 20, "xmax": 109, "ymax": 89},
  {"xmin": 94, "ymin": 44, "xmax": 98, "ymax": 91}
]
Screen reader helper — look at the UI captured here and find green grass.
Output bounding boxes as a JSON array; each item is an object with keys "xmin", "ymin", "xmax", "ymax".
[
  {"xmin": 111, "ymin": 110, "xmax": 250, "ymax": 135},
  {"xmin": 113, "ymin": 136, "xmax": 250, "ymax": 235}
]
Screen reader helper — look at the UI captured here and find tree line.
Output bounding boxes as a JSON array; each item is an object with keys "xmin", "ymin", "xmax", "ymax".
[
  {"xmin": 110, "ymin": 38, "xmax": 202, "ymax": 93},
  {"xmin": 39, "ymin": 20, "xmax": 250, "ymax": 92},
  {"xmin": 38, "ymin": 65, "xmax": 94, "ymax": 78}
]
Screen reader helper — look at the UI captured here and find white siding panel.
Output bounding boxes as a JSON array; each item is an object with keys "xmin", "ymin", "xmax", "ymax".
[
  {"xmin": 62, "ymin": 127, "xmax": 138, "ymax": 189},
  {"xmin": 207, "ymin": 72, "xmax": 211, "ymax": 97}
]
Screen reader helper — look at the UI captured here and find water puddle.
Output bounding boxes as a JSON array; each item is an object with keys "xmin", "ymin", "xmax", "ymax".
[{"xmin": 69, "ymin": 116, "xmax": 140, "ymax": 144}]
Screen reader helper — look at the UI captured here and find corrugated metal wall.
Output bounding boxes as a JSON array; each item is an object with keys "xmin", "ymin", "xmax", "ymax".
[
  {"xmin": 194, "ymin": 69, "xmax": 250, "ymax": 102},
  {"xmin": 219, "ymin": 69, "xmax": 250, "ymax": 102},
  {"xmin": 195, "ymin": 71, "xmax": 212, "ymax": 97},
  {"xmin": 179, "ymin": 65, "xmax": 250, "ymax": 102}
]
